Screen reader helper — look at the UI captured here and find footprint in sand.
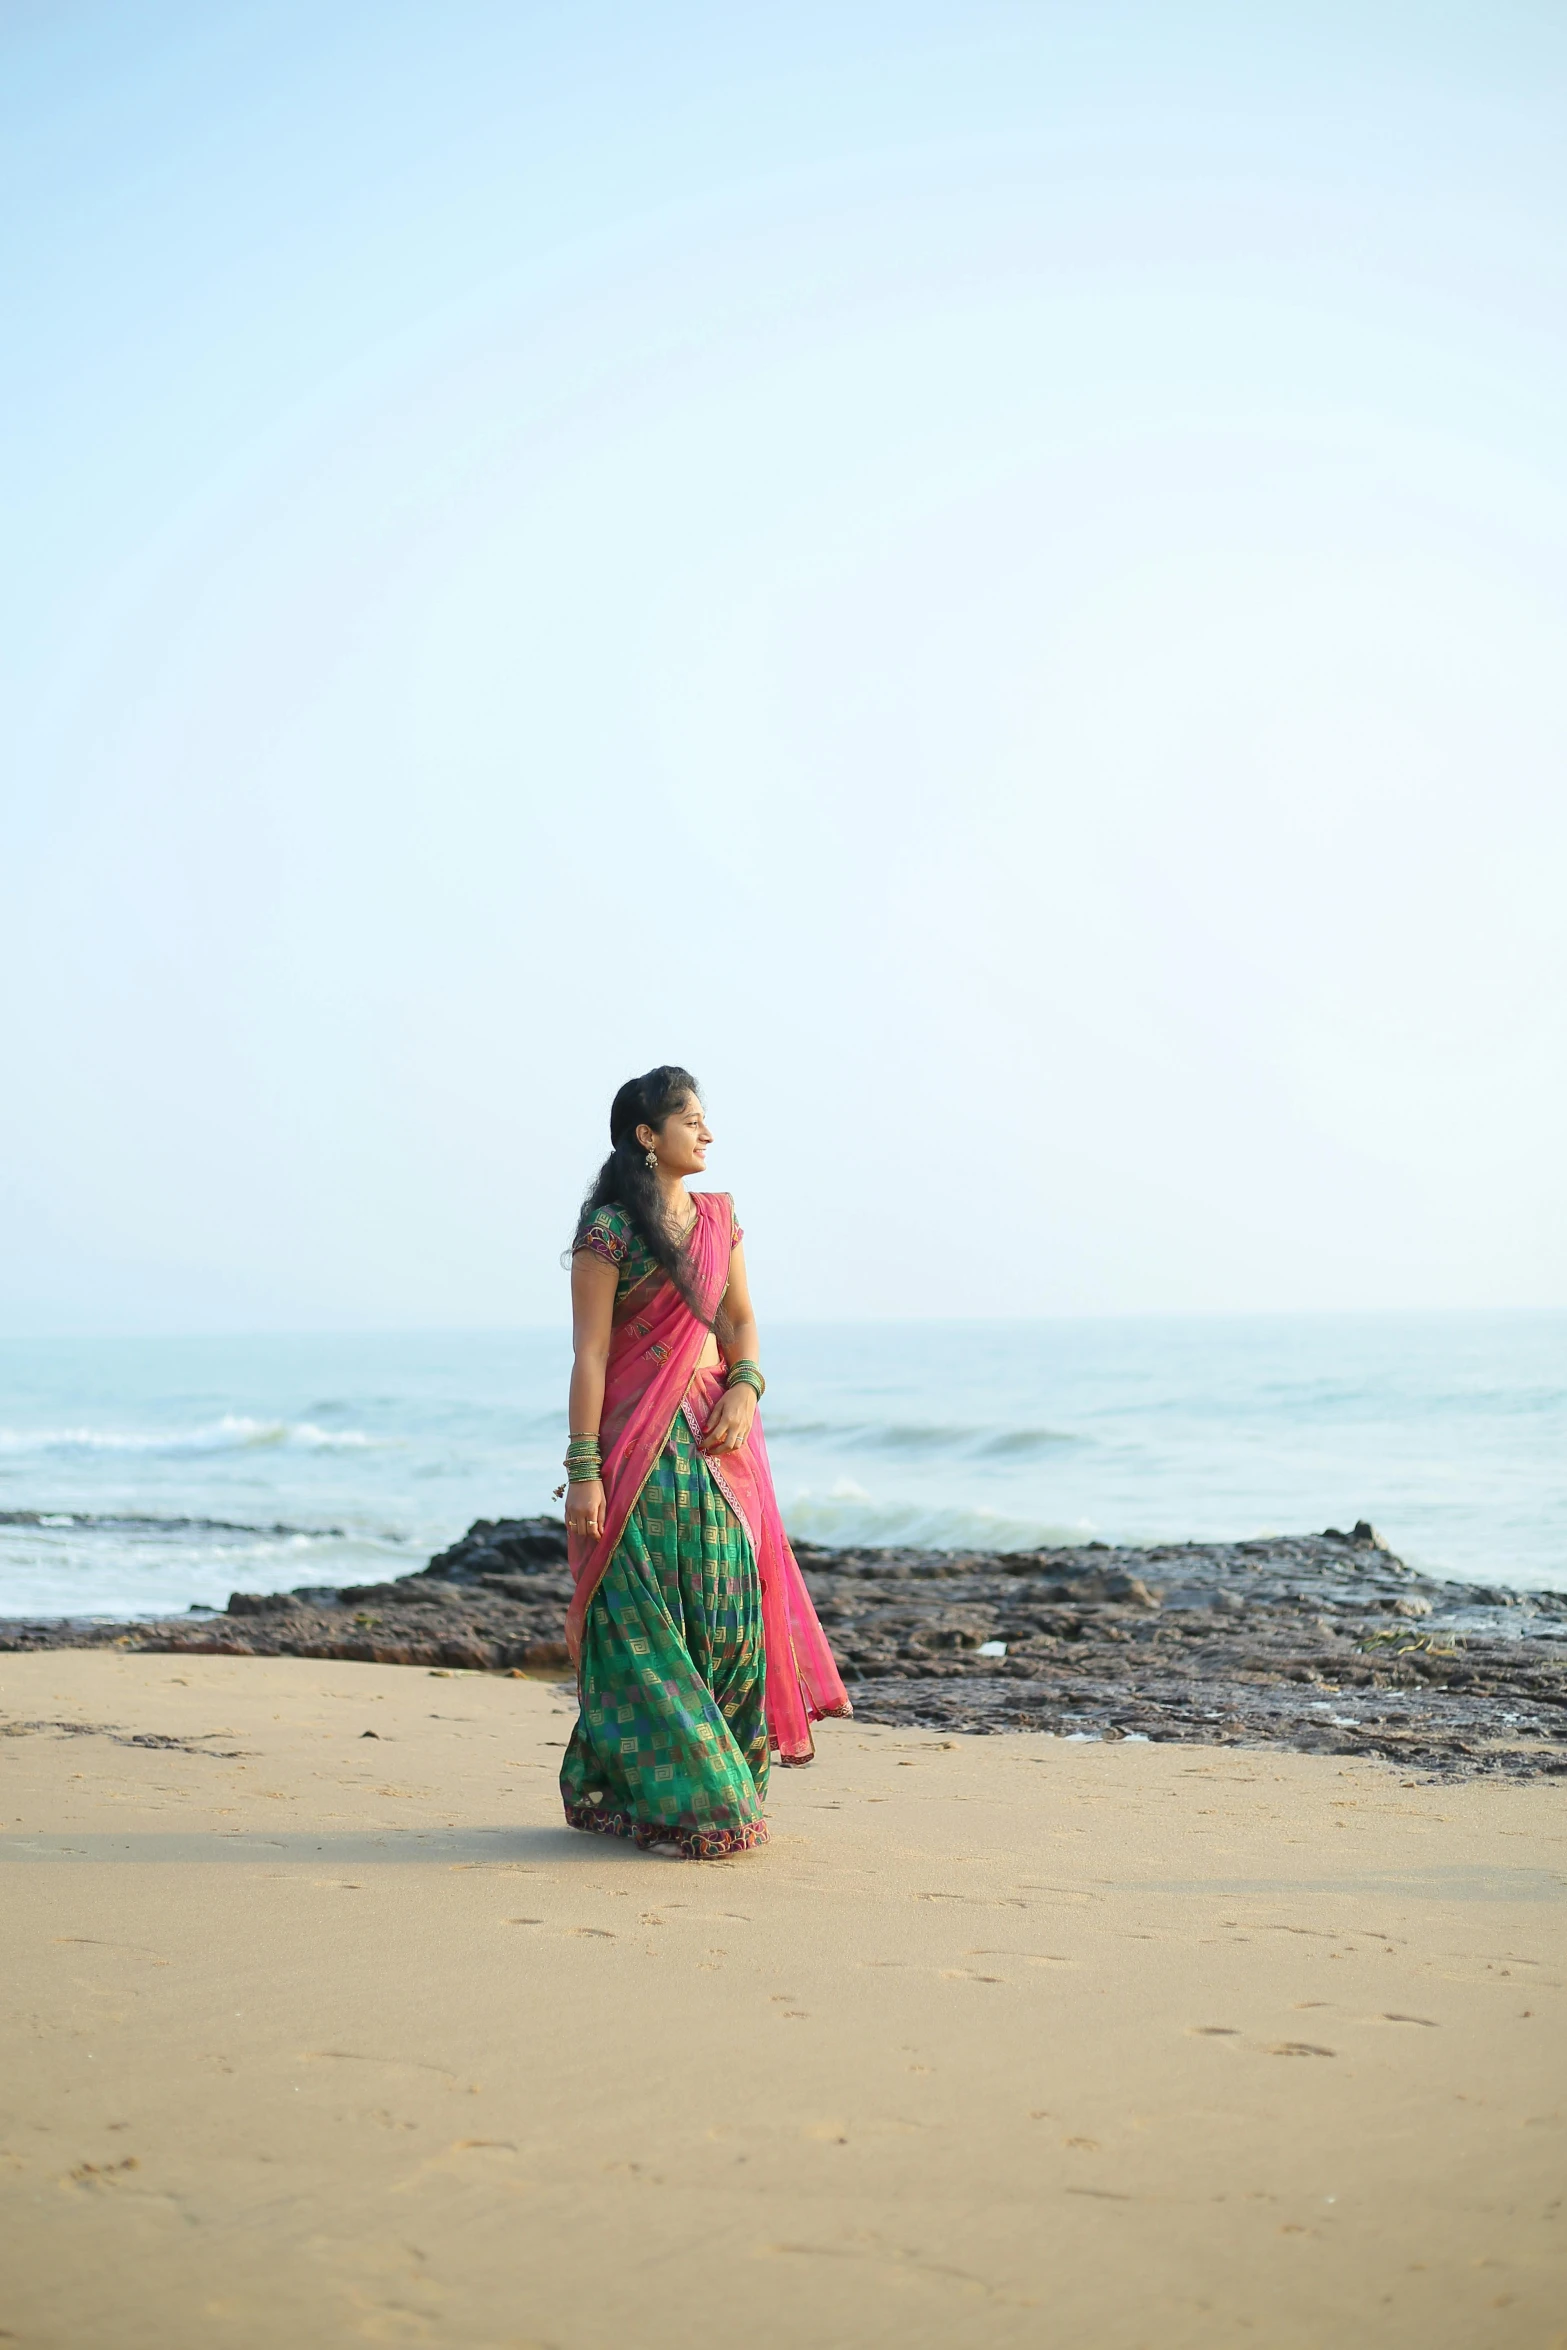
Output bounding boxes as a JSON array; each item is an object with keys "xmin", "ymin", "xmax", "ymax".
[{"xmin": 66, "ymin": 2158, "xmax": 139, "ymax": 2186}]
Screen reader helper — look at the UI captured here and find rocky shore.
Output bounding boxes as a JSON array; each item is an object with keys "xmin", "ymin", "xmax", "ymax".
[{"xmin": 4, "ymin": 1520, "xmax": 1564, "ymax": 1779}]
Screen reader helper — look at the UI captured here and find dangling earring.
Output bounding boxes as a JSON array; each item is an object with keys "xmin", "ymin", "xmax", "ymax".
[{"xmin": 644, "ymin": 1147, "xmax": 658, "ymax": 1171}]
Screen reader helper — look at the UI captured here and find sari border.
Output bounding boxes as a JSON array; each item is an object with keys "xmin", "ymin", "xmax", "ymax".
[
  {"xmin": 563, "ymin": 1798, "xmax": 768, "ymax": 1861},
  {"xmin": 678, "ymin": 1395, "xmax": 763, "ymax": 1562},
  {"xmin": 676, "ymin": 1396, "xmax": 816, "ymax": 1760}
]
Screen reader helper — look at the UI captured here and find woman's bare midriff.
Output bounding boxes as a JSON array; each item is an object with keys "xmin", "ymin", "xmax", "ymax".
[{"xmin": 694, "ymin": 1333, "xmax": 721, "ymax": 1371}]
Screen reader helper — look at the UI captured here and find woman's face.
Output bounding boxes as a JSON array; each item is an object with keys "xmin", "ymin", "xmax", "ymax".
[{"xmin": 644, "ymin": 1096, "xmax": 711, "ymax": 1178}]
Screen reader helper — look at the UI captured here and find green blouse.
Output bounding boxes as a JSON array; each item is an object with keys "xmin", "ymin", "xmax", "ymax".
[{"xmin": 573, "ymin": 1197, "xmax": 742, "ymax": 1303}]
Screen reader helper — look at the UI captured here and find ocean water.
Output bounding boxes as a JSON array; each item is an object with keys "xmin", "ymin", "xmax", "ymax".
[{"xmin": 0, "ymin": 1313, "xmax": 1562, "ymax": 1620}]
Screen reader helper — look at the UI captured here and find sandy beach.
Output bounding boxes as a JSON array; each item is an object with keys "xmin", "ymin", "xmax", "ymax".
[{"xmin": 2, "ymin": 1652, "xmax": 1563, "ymax": 2349}]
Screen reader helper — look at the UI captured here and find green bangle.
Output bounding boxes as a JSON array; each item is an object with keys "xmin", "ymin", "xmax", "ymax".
[
  {"xmin": 564, "ymin": 1433, "xmax": 602, "ymax": 1483},
  {"xmin": 725, "ymin": 1360, "xmax": 765, "ymax": 1400}
]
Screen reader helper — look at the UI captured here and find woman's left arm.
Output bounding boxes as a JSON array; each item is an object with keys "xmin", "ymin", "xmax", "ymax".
[{"xmin": 700, "ymin": 1237, "xmax": 761, "ymax": 1458}]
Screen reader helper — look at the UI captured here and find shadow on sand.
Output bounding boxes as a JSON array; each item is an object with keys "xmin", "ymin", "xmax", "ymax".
[{"xmin": 0, "ymin": 1824, "xmax": 662, "ymax": 1867}]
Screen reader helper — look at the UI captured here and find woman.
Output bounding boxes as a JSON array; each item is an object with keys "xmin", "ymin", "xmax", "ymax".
[{"xmin": 559, "ymin": 1065, "xmax": 850, "ymax": 1859}]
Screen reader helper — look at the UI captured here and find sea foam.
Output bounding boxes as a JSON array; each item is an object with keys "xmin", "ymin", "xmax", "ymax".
[{"xmin": 0, "ymin": 1415, "xmax": 387, "ymax": 1456}]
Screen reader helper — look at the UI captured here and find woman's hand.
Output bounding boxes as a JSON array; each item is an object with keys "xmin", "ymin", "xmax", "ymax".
[
  {"xmin": 701, "ymin": 1385, "xmax": 757, "ymax": 1459},
  {"xmin": 565, "ymin": 1478, "xmax": 606, "ymax": 1543}
]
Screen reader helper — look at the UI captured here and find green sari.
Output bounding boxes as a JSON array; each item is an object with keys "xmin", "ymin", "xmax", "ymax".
[{"xmin": 561, "ymin": 1203, "xmax": 769, "ymax": 1859}]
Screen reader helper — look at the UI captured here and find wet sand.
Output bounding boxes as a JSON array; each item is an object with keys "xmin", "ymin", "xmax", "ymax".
[{"xmin": 1, "ymin": 1651, "xmax": 1563, "ymax": 2348}]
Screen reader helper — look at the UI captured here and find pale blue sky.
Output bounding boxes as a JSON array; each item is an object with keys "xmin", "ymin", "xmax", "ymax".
[{"xmin": 4, "ymin": 2, "xmax": 1565, "ymax": 1329}]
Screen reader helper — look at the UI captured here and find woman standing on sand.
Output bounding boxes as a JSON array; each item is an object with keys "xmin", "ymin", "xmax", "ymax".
[{"xmin": 558, "ymin": 1066, "xmax": 850, "ymax": 1859}]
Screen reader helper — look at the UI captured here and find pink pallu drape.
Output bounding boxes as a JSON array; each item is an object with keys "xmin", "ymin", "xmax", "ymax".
[{"xmin": 564, "ymin": 1191, "xmax": 850, "ymax": 1763}]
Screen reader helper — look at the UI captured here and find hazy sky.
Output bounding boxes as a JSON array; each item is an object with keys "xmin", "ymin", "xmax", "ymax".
[{"xmin": 4, "ymin": 2, "xmax": 1565, "ymax": 1330}]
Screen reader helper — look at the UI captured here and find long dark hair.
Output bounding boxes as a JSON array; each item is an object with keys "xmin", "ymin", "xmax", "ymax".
[{"xmin": 572, "ymin": 1065, "xmax": 722, "ymax": 1329}]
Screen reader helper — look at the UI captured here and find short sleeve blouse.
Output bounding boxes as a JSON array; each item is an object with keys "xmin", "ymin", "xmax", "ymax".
[{"xmin": 573, "ymin": 1197, "xmax": 741, "ymax": 1302}]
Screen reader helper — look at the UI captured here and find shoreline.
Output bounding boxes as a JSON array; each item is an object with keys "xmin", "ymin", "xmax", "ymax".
[{"xmin": 4, "ymin": 1519, "xmax": 1564, "ymax": 1781}]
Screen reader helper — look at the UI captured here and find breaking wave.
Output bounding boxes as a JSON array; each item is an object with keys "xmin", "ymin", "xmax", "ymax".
[
  {"xmin": 765, "ymin": 1415, "xmax": 1083, "ymax": 1460},
  {"xmin": 0, "ymin": 1416, "xmax": 390, "ymax": 1458},
  {"xmin": 780, "ymin": 1483, "xmax": 1093, "ymax": 1554},
  {"xmin": 0, "ymin": 1508, "xmax": 353, "ymax": 1537}
]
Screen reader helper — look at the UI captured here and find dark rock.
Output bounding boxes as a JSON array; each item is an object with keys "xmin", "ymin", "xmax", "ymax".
[
  {"xmin": 1104, "ymin": 1573, "xmax": 1159, "ymax": 1608},
  {"xmin": 804, "ymin": 1531, "xmax": 1566, "ymax": 1779},
  {"xmin": 423, "ymin": 1518, "xmax": 571, "ymax": 1581},
  {"xmin": 5, "ymin": 1516, "xmax": 1563, "ymax": 1782}
]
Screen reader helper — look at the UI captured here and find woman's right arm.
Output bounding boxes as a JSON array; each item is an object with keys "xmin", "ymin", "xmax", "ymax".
[{"xmin": 565, "ymin": 1249, "xmax": 617, "ymax": 1543}]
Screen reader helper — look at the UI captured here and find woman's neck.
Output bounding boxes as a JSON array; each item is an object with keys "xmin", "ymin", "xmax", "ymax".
[{"xmin": 656, "ymin": 1172, "xmax": 694, "ymax": 1230}]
